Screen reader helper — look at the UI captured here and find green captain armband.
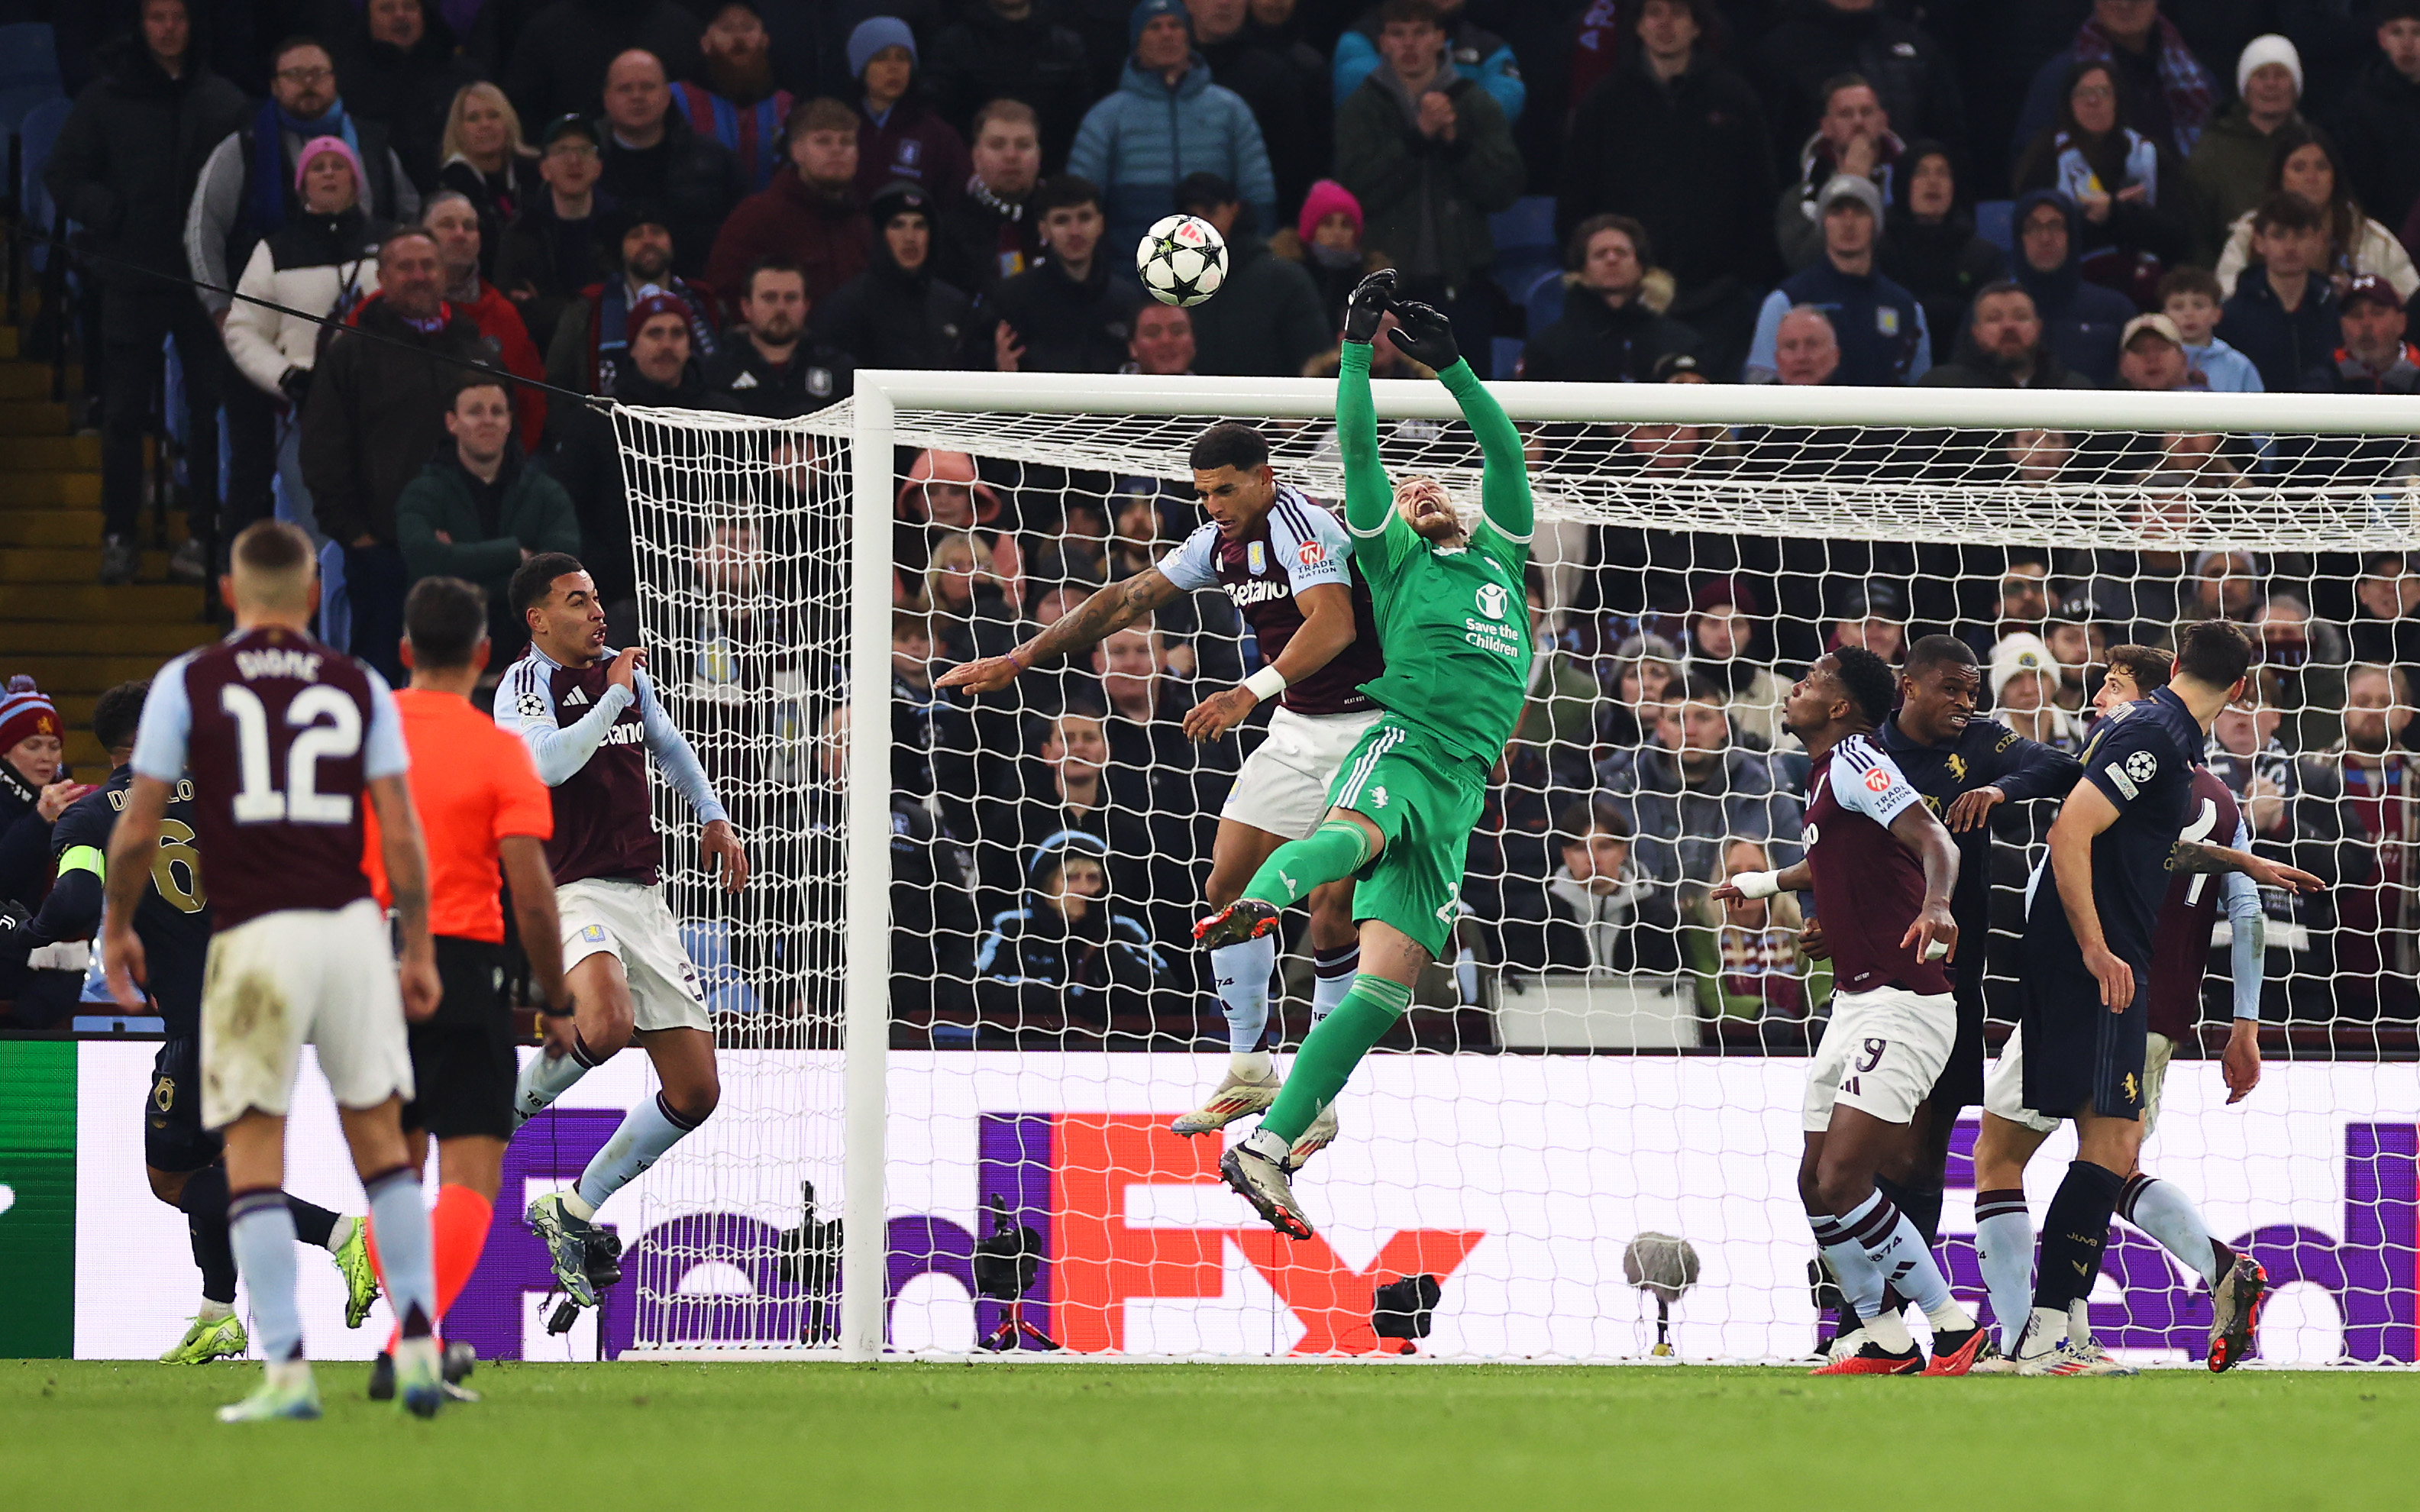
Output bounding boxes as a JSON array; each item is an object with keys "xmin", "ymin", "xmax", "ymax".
[{"xmin": 57, "ymin": 845, "xmax": 104, "ymax": 880}]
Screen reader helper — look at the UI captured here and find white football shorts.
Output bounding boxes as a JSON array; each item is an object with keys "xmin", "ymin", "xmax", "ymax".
[
  {"xmin": 201, "ymin": 897, "xmax": 412, "ymax": 1129},
  {"xmin": 1221, "ymin": 706, "xmax": 1386, "ymax": 840},
  {"xmin": 1985, "ymin": 1025, "xmax": 2176, "ymax": 1136},
  {"xmin": 558, "ymin": 877, "xmax": 711, "ymax": 1033},
  {"xmin": 1801, "ymin": 984, "xmax": 1959, "ymax": 1132}
]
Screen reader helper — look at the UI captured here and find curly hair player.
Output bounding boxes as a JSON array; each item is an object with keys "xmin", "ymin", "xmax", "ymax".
[{"xmin": 1197, "ymin": 268, "xmax": 1533, "ymax": 1239}]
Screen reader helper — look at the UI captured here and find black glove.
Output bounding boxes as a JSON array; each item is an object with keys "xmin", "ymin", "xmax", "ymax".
[
  {"xmin": 1342, "ymin": 267, "xmax": 1398, "ymax": 344},
  {"xmin": 278, "ymin": 366, "xmax": 313, "ymax": 407},
  {"xmin": 1387, "ymin": 299, "xmax": 1461, "ymax": 371}
]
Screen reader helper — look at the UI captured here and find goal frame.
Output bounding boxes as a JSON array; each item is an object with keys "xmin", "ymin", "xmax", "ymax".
[{"xmin": 802, "ymin": 370, "xmax": 2420, "ymax": 1362}]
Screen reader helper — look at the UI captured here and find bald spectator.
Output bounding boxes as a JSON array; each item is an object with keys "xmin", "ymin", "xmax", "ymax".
[
  {"xmin": 1520, "ymin": 215, "xmax": 1698, "ymax": 384},
  {"xmin": 1755, "ymin": 0, "xmax": 1966, "ymax": 181},
  {"xmin": 1069, "ymin": 0, "xmax": 1278, "ymax": 257},
  {"xmin": 846, "ymin": 18, "xmax": 973, "ymax": 205},
  {"xmin": 1556, "ymin": 0, "xmax": 1774, "ymax": 380},
  {"xmin": 594, "ymin": 50, "xmax": 745, "ymax": 282},
  {"xmin": 674, "ymin": 2, "xmax": 795, "ymax": 194},
  {"xmin": 423, "ymin": 191, "xmax": 549, "ymax": 448},
  {"xmin": 1744, "ymin": 176, "xmax": 1928, "ymax": 384},
  {"xmin": 706, "ymin": 98, "xmax": 874, "ymax": 307},
  {"xmin": 1123, "ymin": 302, "xmax": 1197, "ymax": 374},
  {"xmin": 1921, "ymin": 282, "xmax": 2090, "ymax": 389},
  {"xmin": 1775, "ymin": 73, "xmax": 1904, "ymax": 273},
  {"xmin": 1769, "ymin": 305, "xmax": 1840, "ymax": 386},
  {"xmin": 2186, "ymin": 36, "xmax": 2309, "ymax": 257},
  {"xmin": 926, "ymin": 0, "xmax": 1094, "ymax": 166},
  {"xmin": 1173, "ymin": 172, "xmax": 1328, "ymax": 377},
  {"xmin": 973, "ymin": 175, "xmax": 1145, "ymax": 373},
  {"xmin": 502, "ymin": 0, "xmax": 704, "ymax": 127},
  {"xmin": 936, "ymin": 99, "xmax": 1048, "ymax": 298}
]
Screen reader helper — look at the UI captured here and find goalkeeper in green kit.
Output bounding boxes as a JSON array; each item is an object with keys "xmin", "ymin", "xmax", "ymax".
[{"xmin": 1197, "ymin": 269, "xmax": 1533, "ymax": 1239}]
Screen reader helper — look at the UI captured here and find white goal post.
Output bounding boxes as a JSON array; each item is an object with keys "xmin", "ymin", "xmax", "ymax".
[{"xmin": 608, "ymin": 373, "xmax": 2420, "ymax": 1366}]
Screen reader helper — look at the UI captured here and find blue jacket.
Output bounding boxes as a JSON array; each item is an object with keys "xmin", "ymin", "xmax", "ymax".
[
  {"xmin": 1068, "ymin": 57, "xmax": 1278, "ymax": 258},
  {"xmin": 1332, "ymin": 15, "xmax": 1524, "ymax": 124},
  {"xmin": 1743, "ymin": 259, "xmax": 1931, "ymax": 385}
]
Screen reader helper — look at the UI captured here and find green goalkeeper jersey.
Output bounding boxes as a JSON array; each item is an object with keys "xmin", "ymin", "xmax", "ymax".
[{"xmin": 1337, "ymin": 344, "xmax": 1535, "ymax": 764}]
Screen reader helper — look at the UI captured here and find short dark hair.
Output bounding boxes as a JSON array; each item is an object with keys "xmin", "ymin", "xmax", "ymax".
[
  {"xmin": 231, "ymin": 519, "xmax": 313, "ymax": 577},
  {"xmin": 379, "ymin": 227, "xmax": 439, "ymax": 265},
  {"xmin": 743, "ymin": 256, "xmax": 807, "ymax": 302},
  {"xmin": 1969, "ymin": 278, "xmax": 2028, "ymax": 312},
  {"xmin": 2157, "ymin": 265, "xmax": 2223, "ymax": 305},
  {"xmin": 2105, "ymin": 644, "xmax": 2173, "ymax": 694},
  {"xmin": 1556, "ymin": 796, "xmax": 1631, "ymax": 845},
  {"xmin": 403, "ymin": 577, "xmax": 489, "ymax": 668},
  {"xmin": 1903, "ymin": 633, "xmax": 1979, "ymax": 679},
  {"xmin": 1819, "ymin": 72, "xmax": 1873, "ymax": 111},
  {"xmin": 92, "ymin": 680, "xmax": 150, "ymax": 755},
  {"xmin": 1830, "ymin": 645, "xmax": 1897, "ymax": 729},
  {"xmin": 786, "ymin": 95, "xmax": 857, "ymax": 143},
  {"xmin": 2251, "ymin": 190, "xmax": 2323, "ymax": 235},
  {"xmin": 1030, "ymin": 174, "xmax": 1101, "ymax": 218},
  {"xmin": 452, "ymin": 367, "xmax": 512, "ymax": 408},
  {"xmin": 1565, "ymin": 213, "xmax": 1653, "ymax": 273},
  {"xmin": 1379, "ymin": 0, "xmax": 1444, "ymax": 29},
  {"xmin": 272, "ymin": 34, "xmax": 331, "ymax": 69},
  {"xmin": 511, "ymin": 551, "xmax": 588, "ymax": 617},
  {"xmin": 2176, "ymin": 619, "xmax": 2254, "ymax": 689},
  {"xmin": 1176, "ymin": 172, "xmax": 1239, "ymax": 215},
  {"xmin": 1189, "ymin": 422, "xmax": 1268, "ymax": 473}
]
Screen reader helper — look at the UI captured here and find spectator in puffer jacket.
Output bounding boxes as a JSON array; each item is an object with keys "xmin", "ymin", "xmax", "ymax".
[
  {"xmin": 1171, "ymin": 172, "xmax": 1328, "ymax": 378},
  {"xmin": 1330, "ymin": 0, "xmax": 1523, "ymax": 124},
  {"xmin": 813, "ymin": 181, "xmax": 974, "ymax": 371},
  {"xmin": 1066, "ymin": 0, "xmax": 1277, "ymax": 260},
  {"xmin": 847, "ymin": 17, "xmax": 972, "ymax": 207},
  {"xmin": 705, "ymin": 97, "xmax": 874, "ymax": 307},
  {"xmin": 225, "ymin": 138, "xmax": 388, "ymax": 424}
]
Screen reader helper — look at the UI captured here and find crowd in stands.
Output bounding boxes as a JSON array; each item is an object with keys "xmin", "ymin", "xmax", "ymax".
[{"xmin": 15, "ymin": 0, "xmax": 2420, "ymax": 1043}]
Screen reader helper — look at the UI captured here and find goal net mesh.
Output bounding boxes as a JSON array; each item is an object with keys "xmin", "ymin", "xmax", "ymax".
[{"xmin": 609, "ymin": 389, "xmax": 2420, "ymax": 1365}]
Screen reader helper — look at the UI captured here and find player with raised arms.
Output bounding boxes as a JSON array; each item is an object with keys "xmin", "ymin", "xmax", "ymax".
[
  {"xmin": 1195, "ymin": 268, "xmax": 1533, "ymax": 1239},
  {"xmin": 1711, "ymin": 646, "xmax": 1992, "ymax": 1375},
  {"xmin": 939, "ymin": 423, "xmax": 1383, "ymax": 1166},
  {"xmin": 1996, "ymin": 622, "xmax": 2322, "ymax": 1375},
  {"xmin": 360, "ymin": 578, "xmax": 576, "ymax": 1401},
  {"xmin": 103, "ymin": 520, "xmax": 447, "ymax": 1420},
  {"xmin": 1972, "ymin": 645, "xmax": 2301, "ymax": 1375},
  {"xmin": 15, "ymin": 680, "xmax": 380, "ymax": 1364},
  {"xmin": 495, "ymin": 553, "xmax": 748, "ymax": 1307}
]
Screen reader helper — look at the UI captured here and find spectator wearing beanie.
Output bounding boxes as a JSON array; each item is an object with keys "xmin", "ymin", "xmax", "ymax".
[
  {"xmin": 2334, "ymin": 4, "xmax": 2420, "ymax": 243},
  {"xmin": 548, "ymin": 202, "xmax": 721, "ymax": 396},
  {"xmin": 1068, "ymin": 0, "xmax": 1278, "ymax": 259},
  {"xmin": 1520, "ymin": 215, "xmax": 1698, "ymax": 384},
  {"xmin": 223, "ymin": 137, "xmax": 388, "ymax": 424},
  {"xmin": 1278, "ymin": 179, "xmax": 1391, "ymax": 333},
  {"xmin": 848, "ymin": 17, "xmax": 973, "ymax": 207},
  {"xmin": 1556, "ymin": 0, "xmax": 1775, "ymax": 383},
  {"xmin": 594, "ymin": 49, "xmax": 747, "ymax": 283},
  {"xmin": 1743, "ymin": 174, "xmax": 1929, "ymax": 385},
  {"xmin": 675, "ymin": 2, "xmax": 796, "ymax": 195},
  {"xmin": 815, "ymin": 181, "xmax": 974, "ymax": 371},
  {"xmin": 2185, "ymin": 35, "xmax": 2309, "ymax": 259},
  {"xmin": 1172, "ymin": 172, "xmax": 1328, "ymax": 378},
  {"xmin": 0, "ymin": 677, "xmax": 74, "ymax": 911},
  {"xmin": 1880, "ymin": 139, "xmax": 2005, "ymax": 366},
  {"xmin": 971, "ymin": 174, "xmax": 1145, "ymax": 373},
  {"xmin": 706, "ymin": 97, "xmax": 874, "ymax": 307}
]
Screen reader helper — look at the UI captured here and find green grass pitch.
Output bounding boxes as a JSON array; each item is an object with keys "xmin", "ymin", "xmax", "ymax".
[{"xmin": 5, "ymin": 1359, "xmax": 2415, "ymax": 1510}]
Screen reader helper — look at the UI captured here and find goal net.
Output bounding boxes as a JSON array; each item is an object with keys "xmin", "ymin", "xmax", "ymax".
[{"xmin": 606, "ymin": 375, "xmax": 2420, "ymax": 1367}]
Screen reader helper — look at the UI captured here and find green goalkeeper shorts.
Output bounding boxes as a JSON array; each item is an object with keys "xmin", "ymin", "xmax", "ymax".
[{"xmin": 1326, "ymin": 714, "xmax": 1490, "ymax": 958}]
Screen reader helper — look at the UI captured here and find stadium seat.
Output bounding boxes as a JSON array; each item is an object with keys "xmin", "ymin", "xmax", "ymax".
[
  {"xmin": 1976, "ymin": 199, "xmax": 2015, "ymax": 258},
  {"xmin": 0, "ymin": 23, "xmax": 63, "ymax": 136}
]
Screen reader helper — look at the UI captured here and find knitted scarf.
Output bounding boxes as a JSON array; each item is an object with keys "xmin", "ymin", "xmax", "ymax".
[{"xmin": 2073, "ymin": 15, "xmax": 2215, "ymax": 155}]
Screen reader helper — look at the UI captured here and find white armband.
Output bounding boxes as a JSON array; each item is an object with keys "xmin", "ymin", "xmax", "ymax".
[
  {"xmin": 1729, "ymin": 871, "xmax": 1782, "ymax": 900},
  {"xmin": 1244, "ymin": 666, "xmax": 1289, "ymax": 702}
]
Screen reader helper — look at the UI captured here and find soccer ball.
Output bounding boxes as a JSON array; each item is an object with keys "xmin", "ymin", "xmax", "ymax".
[{"xmin": 1136, "ymin": 214, "xmax": 1227, "ymax": 308}]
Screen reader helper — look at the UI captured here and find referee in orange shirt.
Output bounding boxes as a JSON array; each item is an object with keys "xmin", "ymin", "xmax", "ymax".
[{"xmin": 365, "ymin": 576, "xmax": 574, "ymax": 1397}]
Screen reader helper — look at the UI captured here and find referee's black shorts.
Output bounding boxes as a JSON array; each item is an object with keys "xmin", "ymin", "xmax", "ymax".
[
  {"xmin": 2019, "ymin": 949, "xmax": 2150, "ymax": 1122},
  {"xmin": 401, "ymin": 936, "xmax": 517, "ymax": 1141}
]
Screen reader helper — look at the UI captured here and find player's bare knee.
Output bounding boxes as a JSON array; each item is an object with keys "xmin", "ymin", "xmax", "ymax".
[{"xmin": 1814, "ymin": 1157, "xmax": 1874, "ymax": 1217}]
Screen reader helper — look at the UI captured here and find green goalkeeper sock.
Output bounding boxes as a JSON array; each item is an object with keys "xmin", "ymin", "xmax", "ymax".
[
  {"xmin": 1255, "ymin": 975, "xmax": 1412, "ymax": 1145},
  {"xmin": 1242, "ymin": 820, "xmax": 1372, "ymax": 910}
]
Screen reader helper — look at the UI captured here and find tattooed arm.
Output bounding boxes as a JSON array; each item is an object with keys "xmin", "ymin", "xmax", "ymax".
[
  {"xmin": 936, "ymin": 569, "xmax": 1185, "ymax": 693},
  {"xmin": 2169, "ymin": 838, "xmax": 2325, "ymax": 893}
]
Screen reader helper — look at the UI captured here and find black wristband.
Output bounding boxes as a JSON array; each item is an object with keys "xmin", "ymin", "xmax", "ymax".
[{"xmin": 541, "ymin": 1001, "xmax": 575, "ymax": 1019}]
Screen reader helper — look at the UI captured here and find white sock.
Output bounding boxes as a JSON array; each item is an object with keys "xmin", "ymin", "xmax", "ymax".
[
  {"xmin": 1310, "ymin": 943, "xmax": 1359, "ymax": 1024},
  {"xmin": 1211, "ymin": 935, "xmax": 1278, "ymax": 1057},
  {"xmin": 228, "ymin": 1190, "xmax": 302, "ymax": 1362},
  {"xmin": 514, "ymin": 1035, "xmax": 598, "ymax": 1126},
  {"xmin": 1862, "ymin": 1308, "xmax": 1916, "ymax": 1355},
  {"xmin": 574, "ymin": 1092, "xmax": 704, "ymax": 1215},
  {"xmin": 1229, "ymin": 1049, "xmax": 1272, "ymax": 1080},
  {"xmin": 1974, "ymin": 1191, "xmax": 2034, "ymax": 1356},
  {"xmin": 1245, "ymin": 1126, "xmax": 1289, "ymax": 1163},
  {"xmin": 363, "ymin": 1168, "xmax": 435, "ymax": 1338},
  {"xmin": 2023, "ymin": 1304, "xmax": 2068, "ymax": 1359},
  {"xmin": 2121, "ymin": 1175, "xmax": 2223, "ymax": 1287},
  {"xmin": 322, "ymin": 1213, "xmax": 357, "ymax": 1254},
  {"xmin": 197, "ymin": 1298, "xmax": 234, "ymax": 1323},
  {"xmin": 2067, "ymin": 1299, "xmax": 2093, "ymax": 1346}
]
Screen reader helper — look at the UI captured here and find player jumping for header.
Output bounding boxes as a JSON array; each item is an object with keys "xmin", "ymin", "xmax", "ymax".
[
  {"xmin": 940, "ymin": 422, "xmax": 1382, "ymax": 1168},
  {"xmin": 1998, "ymin": 622, "xmax": 2322, "ymax": 1376},
  {"xmin": 1197, "ymin": 268, "xmax": 1533, "ymax": 1239},
  {"xmin": 496, "ymin": 553, "xmax": 748, "ymax": 1310},
  {"xmin": 1973, "ymin": 644, "xmax": 2317, "ymax": 1375},
  {"xmin": 1711, "ymin": 647, "xmax": 1992, "ymax": 1375}
]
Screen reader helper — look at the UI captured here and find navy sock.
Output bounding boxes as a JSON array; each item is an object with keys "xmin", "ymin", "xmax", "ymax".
[
  {"xmin": 174, "ymin": 1165, "xmax": 238, "ymax": 1305},
  {"xmin": 2032, "ymin": 1160, "xmax": 2126, "ymax": 1313},
  {"xmin": 286, "ymin": 1196, "xmax": 340, "ymax": 1250}
]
